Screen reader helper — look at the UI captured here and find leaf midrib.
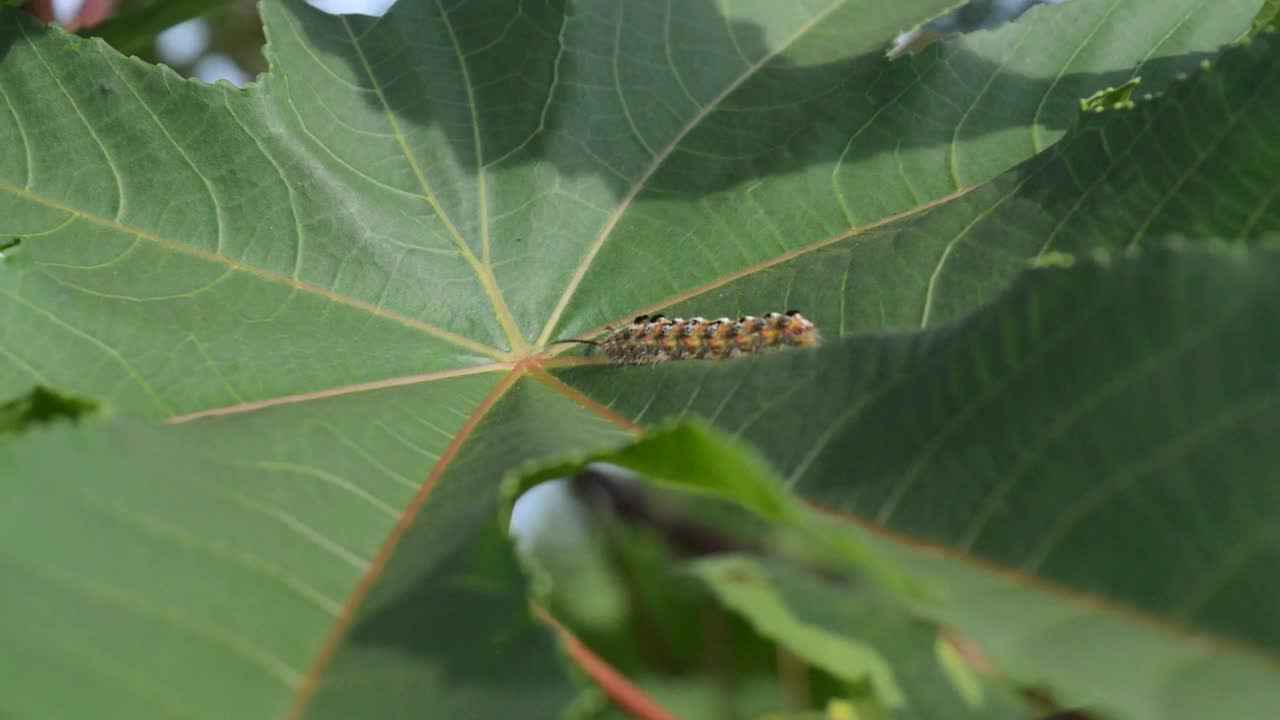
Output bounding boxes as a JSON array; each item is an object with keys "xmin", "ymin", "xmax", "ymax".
[
  {"xmin": 279, "ymin": 365, "xmax": 524, "ymax": 720},
  {"xmin": 334, "ymin": 10, "xmax": 528, "ymax": 355}
]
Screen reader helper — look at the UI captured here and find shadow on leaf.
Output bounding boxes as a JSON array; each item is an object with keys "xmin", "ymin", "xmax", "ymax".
[{"xmin": 282, "ymin": 0, "xmax": 1217, "ymax": 204}]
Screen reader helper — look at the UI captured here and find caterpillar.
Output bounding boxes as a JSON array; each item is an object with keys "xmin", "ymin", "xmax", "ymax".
[{"xmin": 555, "ymin": 310, "xmax": 819, "ymax": 365}]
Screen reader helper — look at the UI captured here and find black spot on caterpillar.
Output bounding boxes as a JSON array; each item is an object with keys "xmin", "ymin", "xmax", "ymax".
[{"xmin": 554, "ymin": 310, "xmax": 819, "ymax": 365}]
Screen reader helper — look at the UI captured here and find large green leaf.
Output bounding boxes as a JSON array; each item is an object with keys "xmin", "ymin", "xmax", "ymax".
[
  {"xmin": 0, "ymin": 0, "xmax": 1260, "ymax": 414},
  {"xmin": 0, "ymin": 0, "xmax": 1271, "ymax": 717},
  {"xmin": 517, "ymin": 242, "xmax": 1280, "ymax": 719},
  {"xmin": 0, "ymin": 375, "xmax": 632, "ymax": 719}
]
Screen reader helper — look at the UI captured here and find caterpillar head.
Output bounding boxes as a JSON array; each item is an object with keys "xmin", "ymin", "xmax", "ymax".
[{"xmin": 782, "ymin": 310, "xmax": 819, "ymax": 346}]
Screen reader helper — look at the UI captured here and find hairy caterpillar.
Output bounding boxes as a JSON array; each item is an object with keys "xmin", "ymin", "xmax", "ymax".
[{"xmin": 555, "ymin": 310, "xmax": 819, "ymax": 365}]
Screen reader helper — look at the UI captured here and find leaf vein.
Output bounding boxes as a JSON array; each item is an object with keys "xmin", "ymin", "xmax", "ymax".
[{"xmin": 534, "ymin": 0, "xmax": 844, "ymax": 347}]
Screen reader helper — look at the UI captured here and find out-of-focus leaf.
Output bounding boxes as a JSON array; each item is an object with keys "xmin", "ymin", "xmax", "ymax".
[
  {"xmin": 1250, "ymin": 2, "xmax": 1280, "ymax": 32},
  {"xmin": 79, "ymin": 0, "xmax": 238, "ymax": 56},
  {"xmin": 530, "ymin": 472, "xmax": 842, "ymax": 720},
  {"xmin": 510, "ymin": 479, "xmax": 630, "ymax": 633},
  {"xmin": 691, "ymin": 555, "xmax": 1031, "ymax": 720}
]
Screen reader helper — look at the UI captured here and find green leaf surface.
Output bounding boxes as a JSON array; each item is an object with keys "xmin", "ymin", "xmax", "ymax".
[
  {"xmin": 0, "ymin": 373, "xmax": 632, "ymax": 719},
  {"xmin": 0, "ymin": 0, "xmax": 1272, "ymax": 717},
  {"xmin": 577, "ymin": 27, "xmax": 1280, "ymax": 341},
  {"xmin": 0, "ymin": 0, "xmax": 1259, "ymax": 414},
  {"xmin": 541, "ymin": 244, "xmax": 1280, "ymax": 720}
]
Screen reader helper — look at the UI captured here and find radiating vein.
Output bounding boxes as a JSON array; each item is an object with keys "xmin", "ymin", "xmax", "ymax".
[
  {"xmin": 166, "ymin": 363, "xmax": 509, "ymax": 423},
  {"xmin": 1, "ymin": 284, "xmax": 172, "ymax": 414},
  {"xmin": 339, "ymin": 13, "xmax": 527, "ymax": 353},
  {"xmin": 0, "ymin": 176, "xmax": 503, "ymax": 360},
  {"xmin": 534, "ymin": 1, "xmax": 844, "ymax": 347},
  {"xmin": 548, "ymin": 184, "xmax": 977, "ymax": 350},
  {"xmin": 243, "ymin": 460, "xmax": 399, "ymax": 518},
  {"xmin": 281, "ymin": 366, "xmax": 524, "ymax": 720}
]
